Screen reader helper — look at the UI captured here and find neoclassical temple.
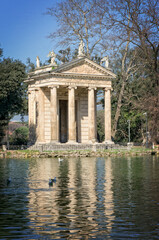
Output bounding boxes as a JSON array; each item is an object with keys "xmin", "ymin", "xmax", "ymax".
[{"xmin": 25, "ymin": 48, "xmax": 116, "ymax": 146}]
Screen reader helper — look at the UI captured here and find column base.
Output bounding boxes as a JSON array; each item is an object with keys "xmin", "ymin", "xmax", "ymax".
[
  {"xmin": 103, "ymin": 140, "xmax": 114, "ymax": 145},
  {"xmin": 88, "ymin": 140, "xmax": 98, "ymax": 144},
  {"xmin": 50, "ymin": 140, "xmax": 60, "ymax": 144},
  {"xmin": 66, "ymin": 140, "xmax": 78, "ymax": 144},
  {"xmin": 35, "ymin": 141, "xmax": 45, "ymax": 144}
]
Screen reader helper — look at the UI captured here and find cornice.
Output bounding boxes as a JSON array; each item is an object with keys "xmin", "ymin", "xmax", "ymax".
[{"xmin": 25, "ymin": 72, "xmax": 113, "ymax": 84}]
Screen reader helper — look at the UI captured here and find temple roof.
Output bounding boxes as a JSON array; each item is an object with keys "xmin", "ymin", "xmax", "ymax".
[
  {"xmin": 25, "ymin": 56, "xmax": 116, "ymax": 90},
  {"xmin": 53, "ymin": 57, "xmax": 116, "ymax": 78}
]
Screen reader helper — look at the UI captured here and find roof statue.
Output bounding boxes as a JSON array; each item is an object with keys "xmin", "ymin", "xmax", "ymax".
[
  {"xmin": 101, "ymin": 56, "xmax": 109, "ymax": 68},
  {"xmin": 36, "ymin": 56, "xmax": 40, "ymax": 68},
  {"xmin": 78, "ymin": 40, "xmax": 85, "ymax": 58},
  {"xmin": 47, "ymin": 51, "xmax": 57, "ymax": 65}
]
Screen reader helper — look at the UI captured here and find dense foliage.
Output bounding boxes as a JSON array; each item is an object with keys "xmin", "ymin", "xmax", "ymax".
[
  {"xmin": 0, "ymin": 50, "xmax": 27, "ymax": 142},
  {"xmin": 10, "ymin": 126, "xmax": 29, "ymax": 145}
]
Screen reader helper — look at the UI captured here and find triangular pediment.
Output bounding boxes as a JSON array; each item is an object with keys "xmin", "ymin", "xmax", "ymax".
[{"xmin": 54, "ymin": 57, "xmax": 116, "ymax": 78}]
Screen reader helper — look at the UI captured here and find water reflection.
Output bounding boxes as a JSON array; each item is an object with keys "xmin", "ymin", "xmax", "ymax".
[{"xmin": 0, "ymin": 156, "xmax": 159, "ymax": 239}]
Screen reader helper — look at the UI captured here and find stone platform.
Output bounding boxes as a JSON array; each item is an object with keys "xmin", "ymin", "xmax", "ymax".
[{"xmin": 29, "ymin": 143, "xmax": 126, "ymax": 152}]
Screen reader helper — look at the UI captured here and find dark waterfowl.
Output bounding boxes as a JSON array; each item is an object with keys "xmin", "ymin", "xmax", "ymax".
[
  {"xmin": 52, "ymin": 177, "xmax": 56, "ymax": 182},
  {"xmin": 7, "ymin": 178, "xmax": 11, "ymax": 185},
  {"xmin": 49, "ymin": 179, "xmax": 53, "ymax": 186},
  {"xmin": 49, "ymin": 177, "xmax": 56, "ymax": 186}
]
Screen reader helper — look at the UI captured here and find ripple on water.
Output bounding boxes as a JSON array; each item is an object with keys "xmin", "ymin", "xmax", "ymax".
[{"xmin": 0, "ymin": 156, "xmax": 159, "ymax": 239}]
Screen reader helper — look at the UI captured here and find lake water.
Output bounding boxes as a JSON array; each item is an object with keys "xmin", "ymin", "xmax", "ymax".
[{"xmin": 0, "ymin": 156, "xmax": 159, "ymax": 239}]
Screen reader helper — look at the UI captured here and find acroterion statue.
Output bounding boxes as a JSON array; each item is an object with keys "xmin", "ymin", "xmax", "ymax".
[
  {"xmin": 47, "ymin": 51, "xmax": 57, "ymax": 65},
  {"xmin": 36, "ymin": 56, "xmax": 40, "ymax": 68},
  {"xmin": 101, "ymin": 56, "xmax": 109, "ymax": 68},
  {"xmin": 78, "ymin": 40, "xmax": 85, "ymax": 58}
]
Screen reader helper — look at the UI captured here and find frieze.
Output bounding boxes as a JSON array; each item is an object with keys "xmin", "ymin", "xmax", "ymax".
[
  {"xmin": 32, "ymin": 76, "xmax": 111, "ymax": 88},
  {"xmin": 34, "ymin": 81, "xmax": 111, "ymax": 89},
  {"xmin": 25, "ymin": 72, "xmax": 113, "ymax": 83}
]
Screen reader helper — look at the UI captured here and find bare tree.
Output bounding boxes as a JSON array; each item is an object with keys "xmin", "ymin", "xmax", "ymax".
[
  {"xmin": 46, "ymin": 0, "xmax": 111, "ymax": 57},
  {"xmin": 112, "ymin": 42, "xmax": 138, "ymax": 138},
  {"xmin": 102, "ymin": 0, "xmax": 159, "ymax": 142}
]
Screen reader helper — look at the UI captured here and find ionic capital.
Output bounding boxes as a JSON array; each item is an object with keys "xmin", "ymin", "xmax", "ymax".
[
  {"xmin": 48, "ymin": 85, "xmax": 59, "ymax": 89},
  {"xmin": 28, "ymin": 88, "xmax": 39, "ymax": 94},
  {"xmin": 88, "ymin": 87, "xmax": 97, "ymax": 91},
  {"xmin": 104, "ymin": 87, "xmax": 113, "ymax": 92},
  {"xmin": 68, "ymin": 85, "xmax": 77, "ymax": 90},
  {"xmin": 34, "ymin": 88, "xmax": 39, "ymax": 92}
]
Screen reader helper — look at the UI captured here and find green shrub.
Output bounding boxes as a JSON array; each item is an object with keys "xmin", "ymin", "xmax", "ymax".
[{"xmin": 10, "ymin": 126, "xmax": 29, "ymax": 145}]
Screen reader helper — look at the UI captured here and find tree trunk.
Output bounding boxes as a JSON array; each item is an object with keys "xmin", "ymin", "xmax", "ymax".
[
  {"xmin": 112, "ymin": 76, "xmax": 126, "ymax": 138},
  {"xmin": 112, "ymin": 30, "xmax": 131, "ymax": 139}
]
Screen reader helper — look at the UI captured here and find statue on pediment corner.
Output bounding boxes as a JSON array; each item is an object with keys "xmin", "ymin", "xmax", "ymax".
[
  {"xmin": 36, "ymin": 56, "xmax": 40, "ymax": 68},
  {"xmin": 101, "ymin": 56, "xmax": 109, "ymax": 68},
  {"xmin": 47, "ymin": 51, "xmax": 57, "ymax": 65}
]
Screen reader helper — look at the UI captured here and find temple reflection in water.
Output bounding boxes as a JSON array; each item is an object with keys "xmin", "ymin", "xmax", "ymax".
[
  {"xmin": 26, "ymin": 157, "xmax": 115, "ymax": 238},
  {"xmin": 1, "ymin": 156, "xmax": 158, "ymax": 239}
]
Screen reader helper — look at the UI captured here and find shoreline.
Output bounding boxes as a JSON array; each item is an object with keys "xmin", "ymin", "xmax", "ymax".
[{"xmin": 0, "ymin": 147, "xmax": 158, "ymax": 159}]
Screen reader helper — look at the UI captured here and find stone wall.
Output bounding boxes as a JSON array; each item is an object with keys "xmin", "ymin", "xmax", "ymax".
[{"xmin": 29, "ymin": 143, "xmax": 126, "ymax": 151}]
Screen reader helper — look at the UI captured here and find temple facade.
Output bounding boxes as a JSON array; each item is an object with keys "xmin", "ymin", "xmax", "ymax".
[{"xmin": 25, "ymin": 54, "xmax": 116, "ymax": 146}]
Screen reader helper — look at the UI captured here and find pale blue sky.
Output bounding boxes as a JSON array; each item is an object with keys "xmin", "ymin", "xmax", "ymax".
[{"xmin": 0, "ymin": 0, "xmax": 59, "ymax": 65}]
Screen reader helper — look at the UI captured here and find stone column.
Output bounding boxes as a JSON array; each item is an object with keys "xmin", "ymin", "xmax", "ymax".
[
  {"xmin": 28, "ymin": 90, "xmax": 37, "ymax": 144},
  {"xmin": 28, "ymin": 91, "xmax": 32, "ymax": 126},
  {"xmin": 68, "ymin": 86, "xmax": 77, "ymax": 143},
  {"xmin": 50, "ymin": 86, "xmax": 59, "ymax": 143},
  {"xmin": 32, "ymin": 90, "xmax": 36, "ymax": 125},
  {"xmin": 28, "ymin": 90, "xmax": 36, "ymax": 125},
  {"xmin": 28, "ymin": 91, "xmax": 32, "ymax": 142},
  {"xmin": 88, "ymin": 87, "xmax": 97, "ymax": 143},
  {"xmin": 104, "ymin": 88, "xmax": 112, "ymax": 143},
  {"xmin": 36, "ymin": 88, "xmax": 45, "ymax": 143}
]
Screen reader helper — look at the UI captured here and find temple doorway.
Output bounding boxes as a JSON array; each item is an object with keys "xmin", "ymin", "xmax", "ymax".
[
  {"xmin": 59, "ymin": 100, "xmax": 68, "ymax": 143},
  {"xmin": 59, "ymin": 100, "xmax": 78, "ymax": 143}
]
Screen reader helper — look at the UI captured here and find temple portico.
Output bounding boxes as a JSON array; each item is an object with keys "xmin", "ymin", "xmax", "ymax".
[{"xmin": 26, "ymin": 52, "xmax": 116, "ymax": 147}]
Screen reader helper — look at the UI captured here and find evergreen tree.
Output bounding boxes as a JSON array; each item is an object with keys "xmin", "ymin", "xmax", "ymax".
[{"xmin": 0, "ymin": 50, "xmax": 27, "ymax": 142}]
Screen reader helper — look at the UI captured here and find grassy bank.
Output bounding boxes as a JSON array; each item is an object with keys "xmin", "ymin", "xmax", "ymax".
[{"xmin": 0, "ymin": 146, "xmax": 158, "ymax": 159}]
